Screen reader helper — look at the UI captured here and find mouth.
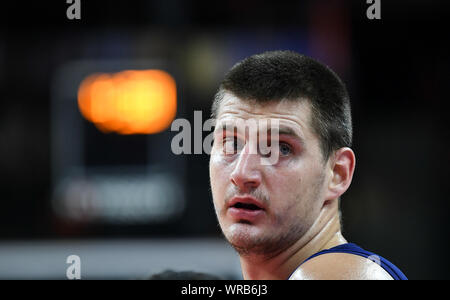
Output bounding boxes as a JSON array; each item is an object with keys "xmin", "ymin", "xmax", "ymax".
[
  {"xmin": 227, "ymin": 196, "xmax": 266, "ymax": 221},
  {"xmin": 231, "ymin": 202, "xmax": 263, "ymax": 211},
  {"xmin": 228, "ymin": 196, "xmax": 265, "ymax": 211}
]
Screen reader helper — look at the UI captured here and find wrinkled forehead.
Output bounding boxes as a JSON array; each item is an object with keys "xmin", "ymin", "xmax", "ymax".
[{"xmin": 214, "ymin": 92, "xmax": 314, "ymax": 138}]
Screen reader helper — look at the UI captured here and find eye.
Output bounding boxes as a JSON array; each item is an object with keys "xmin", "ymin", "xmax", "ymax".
[
  {"xmin": 279, "ymin": 142, "xmax": 292, "ymax": 156},
  {"xmin": 223, "ymin": 137, "xmax": 243, "ymax": 155},
  {"xmin": 259, "ymin": 141, "xmax": 293, "ymax": 158}
]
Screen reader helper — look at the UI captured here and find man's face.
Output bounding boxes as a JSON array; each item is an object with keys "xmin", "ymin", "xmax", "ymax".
[{"xmin": 209, "ymin": 93, "xmax": 329, "ymax": 257}]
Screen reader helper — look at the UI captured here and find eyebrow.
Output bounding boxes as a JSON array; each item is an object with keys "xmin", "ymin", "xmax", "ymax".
[
  {"xmin": 278, "ymin": 126, "xmax": 303, "ymax": 139},
  {"xmin": 218, "ymin": 123, "xmax": 305, "ymax": 144}
]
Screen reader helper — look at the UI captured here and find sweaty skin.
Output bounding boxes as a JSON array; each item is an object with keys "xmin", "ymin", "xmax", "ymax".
[{"xmin": 209, "ymin": 92, "xmax": 392, "ymax": 280}]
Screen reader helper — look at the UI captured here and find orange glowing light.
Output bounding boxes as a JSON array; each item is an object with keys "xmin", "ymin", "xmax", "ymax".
[{"xmin": 78, "ymin": 70, "xmax": 177, "ymax": 134}]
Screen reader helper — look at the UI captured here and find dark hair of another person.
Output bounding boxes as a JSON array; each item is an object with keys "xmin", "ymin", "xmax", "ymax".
[
  {"xmin": 146, "ymin": 270, "xmax": 223, "ymax": 280},
  {"xmin": 212, "ymin": 50, "xmax": 352, "ymax": 160}
]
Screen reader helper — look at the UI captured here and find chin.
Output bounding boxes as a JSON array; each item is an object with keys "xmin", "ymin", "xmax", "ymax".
[{"xmin": 225, "ymin": 223, "xmax": 265, "ymax": 245}]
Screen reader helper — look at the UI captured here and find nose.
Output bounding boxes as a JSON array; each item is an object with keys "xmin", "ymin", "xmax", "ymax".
[{"xmin": 230, "ymin": 144, "xmax": 262, "ymax": 192}]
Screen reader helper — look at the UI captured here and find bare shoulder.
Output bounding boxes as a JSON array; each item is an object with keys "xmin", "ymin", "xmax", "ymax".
[{"xmin": 289, "ymin": 253, "xmax": 394, "ymax": 280}]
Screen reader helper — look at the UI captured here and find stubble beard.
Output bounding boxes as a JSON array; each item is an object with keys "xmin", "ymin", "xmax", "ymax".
[
  {"xmin": 226, "ymin": 219, "xmax": 307, "ymax": 260},
  {"xmin": 219, "ymin": 172, "xmax": 326, "ymax": 260},
  {"xmin": 216, "ymin": 187, "xmax": 299, "ymax": 259}
]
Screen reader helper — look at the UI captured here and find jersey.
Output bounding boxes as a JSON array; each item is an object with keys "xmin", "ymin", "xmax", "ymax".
[{"xmin": 292, "ymin": 243, "xmax": 408, "ymax": 280}]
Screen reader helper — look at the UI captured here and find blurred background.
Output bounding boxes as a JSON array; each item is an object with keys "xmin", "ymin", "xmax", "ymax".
[{"xmin": 0, "ymin": 0, "xmax": 449, "ymax": 279}]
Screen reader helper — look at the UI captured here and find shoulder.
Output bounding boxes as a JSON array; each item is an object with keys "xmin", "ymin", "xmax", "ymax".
[{"xmin": 289, "ymin": 252, "xmax": 394, "ymax": 280}]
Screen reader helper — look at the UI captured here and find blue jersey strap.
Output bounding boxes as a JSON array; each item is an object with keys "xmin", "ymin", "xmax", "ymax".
[{"xmin": 291, "ymin": 243, "xmax": 408, "ymax": 280}]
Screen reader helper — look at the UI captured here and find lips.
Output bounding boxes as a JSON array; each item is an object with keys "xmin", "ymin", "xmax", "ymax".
[
  {"xmin": 228, "ymin": 196, "xmax": 265, "ymax": 211},
  {"xmin": 227, "ymin": 196, "xmax": 266, "ymax": 221}
]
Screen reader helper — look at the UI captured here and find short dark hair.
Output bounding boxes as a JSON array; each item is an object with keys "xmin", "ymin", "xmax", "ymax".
[
  {"xmin": 145, "ymin": 270, "xmax": 223, "ymax": 280},
  {"xmin": 212, "ymin": 50, "xmax": 352, "ymax": 160}
]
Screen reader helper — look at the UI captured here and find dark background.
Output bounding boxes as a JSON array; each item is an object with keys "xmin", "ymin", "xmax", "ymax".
[{"xmin": 0, "ymin": 0, "xmax": 449, "ymax": 279}]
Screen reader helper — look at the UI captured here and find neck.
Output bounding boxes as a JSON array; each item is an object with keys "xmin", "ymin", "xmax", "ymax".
[{"xmin": 239, "ymin": 206, "xmax": 346, "ymax": 280}]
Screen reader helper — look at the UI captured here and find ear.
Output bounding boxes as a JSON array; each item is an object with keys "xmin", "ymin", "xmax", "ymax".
[{"xmin": 324, "ymin": 147, "xmax": 356, "ymax": 201}]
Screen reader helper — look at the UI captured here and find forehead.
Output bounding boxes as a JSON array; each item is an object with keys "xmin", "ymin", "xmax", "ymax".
[{"xmin": 215, "ymin": 93, "xmax": 314, "ymax": 136}]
